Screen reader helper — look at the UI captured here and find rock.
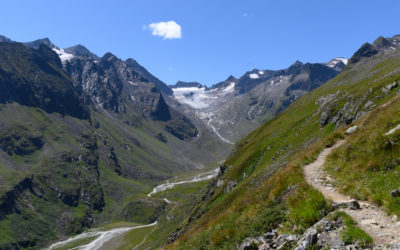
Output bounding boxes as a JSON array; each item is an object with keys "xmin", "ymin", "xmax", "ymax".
[
  {"xmin": 237, "ymin": 237, "xmax": 261, "ymax": 250},
  {"xmin": 286, "ymin": 234, "xmax": 298, "ymax": 242},
  {"xmin": 167, "ymin": 232, "xmax": 182, "ymax": 244},
  {"xmin": 361, "ymin": 219, "xmax": 378, "ymax": 225},
  {"xmin": 224, "ymin": 180, "xmax": 237, "ymax": 193},
  {"xmin": 345, "ymin": 125, "xmax": 358, "ymax": 135},
  {"xmin": 363, "ymin": 100, "xmax": 376, "ymax": 109},
  {"xmin": 390, "ymin": 188, "xmax": 400, "ymax": 197},
  {"xmin": 390, "ymin": 243, "xmax": 400, "ymax": 250},
  {"xmin": 264, "ymin": 231, "xmax": 276, "ymax": 238},
  {"xmin": 382, "ymin": 82, "xmax": 398, "ymax": 95},
  {"xmin": 296, "ymin": 228, "xmax": 318, "ymax": 249},
  {"xmin": 392, "ymin": 215, "xmax": 398, "ymax": 222},
  {"xmin": 348, "ymin": 200, "xmax": 361, "ymax": 210},
  {"xmin": 216, "ymin": 179, "xmax": 224, "ymax": 187},
  {"xmin": 276, "ymin": 234, "xmax": 287, "ymax": 246},
  {"xmin": 332, "ymin": 202, "xmax": 349, "ymax": 209}
]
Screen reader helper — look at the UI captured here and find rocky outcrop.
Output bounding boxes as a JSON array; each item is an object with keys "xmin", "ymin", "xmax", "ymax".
[
  {"xmin": 348, "ymin": 43, "xmax": 379, "ymax": 64},
  {"xmin": 237, "ymin": 212, "xmax": 368, "ymax": 250},
  {"xmin": 0, "ymin": 177, "xmax": 36, "ymax": 219},
  {"xmin": 382, "ymin": 82, "xmax": 399, "ymax": 95},
  {"xmin": 316, "ymin": 89, "xmax": 379, "ymax": 127},
  {"xmin": 0, "ymin": 126, "xmax": 44, "ymax": 156},
  {"xmin": 120, "ymin": 198, "xmax": 166, "ymax": 224},
  {"xmin": 0, "ymin": 42, "xmax": 89, "ymax": 119}
]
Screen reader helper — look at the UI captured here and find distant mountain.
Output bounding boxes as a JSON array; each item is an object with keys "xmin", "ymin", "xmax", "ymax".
[
  {"xmin": 349, "ymin": 35, "xmax": 400, "ymax": 64},
  {"xmin": 324, "ymin": 57, "xmax": 348, "ymax": 71},
  {"xmin": 23, "ymin": 37, "xmax": 57, "ymax": 49},
  {"xmin": 0, "ymin": 35, "xmax": 12, "ymax": 43},
  {"xmin": 170, "ymin": 81, "xmax": 205, "ymax": 89},
  {"xmin": 171, "ymin": 59, "xmax": 345, "ymax": 141},
  {"xmin": 64, "ymin": 44, "xmax": 99, "ymax": 60}
]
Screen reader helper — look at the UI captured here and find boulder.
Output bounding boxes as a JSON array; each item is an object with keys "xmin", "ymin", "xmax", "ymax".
[
  {"xmin": 237, "ymin": 237, "xmax": 262, "ymax": 250},
  {"xmin": 345, "ymin": 125, "xmax": 358, "ymax": 135},
  {"xmin": 225, "ymin": 180, "xmax": 237, "ymax": 193},
  {"xmin": 348, "ymin": 200, "xmax": 361, "ymax": 210},
  {"xmin": 382, "ymin": 82, "xmax": 398, "ymax": 95},
  {"xmin": 391, "ymin": 188, "xmax": 400, "ymax": 197},
  {"xmin": 295, "ymin": 228, "xmax": 318, "ymax": 249}
]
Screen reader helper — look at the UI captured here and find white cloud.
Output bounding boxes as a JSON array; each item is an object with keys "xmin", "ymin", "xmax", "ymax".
[
  {"xmin": 168, "ymin": 67, "xmax": 173, "ymax": 71},
  {"xmin": 144, "ymin": 21, "xmax": 182, "ymax": 40},
  {"xmin": 242, "ymin": 12, "xmax": 249, "ymax": 17}
]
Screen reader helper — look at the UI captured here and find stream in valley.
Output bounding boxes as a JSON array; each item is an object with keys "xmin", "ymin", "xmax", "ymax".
[{"xmin": 46, "ymin": 167, "xmax": 220, "ymax": 249}]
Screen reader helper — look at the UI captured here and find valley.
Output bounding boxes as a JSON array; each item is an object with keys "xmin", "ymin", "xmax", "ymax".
[{"xmin": 0, "ymin": 31, "xmax": 400, "ymax": 250}]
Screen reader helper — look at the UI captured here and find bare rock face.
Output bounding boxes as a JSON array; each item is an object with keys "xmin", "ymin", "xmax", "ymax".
[{"xmin": 64, "ymin": 50, "xmax": 198, "ymax": 139}]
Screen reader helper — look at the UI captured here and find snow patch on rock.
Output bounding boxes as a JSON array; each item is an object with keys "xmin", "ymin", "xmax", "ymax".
[
  {"xmin": 52, "ymin": 48, "xmax": 74, "ymax": 63},
  {"xmin": 249, "ymin": 73, "xmax": 259, "ymax": 79}
]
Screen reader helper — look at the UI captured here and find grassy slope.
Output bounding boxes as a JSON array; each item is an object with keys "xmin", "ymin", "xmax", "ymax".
[
  {"xmin": 325, "ymin": 92, "xmax": 400, "ymax": 216},
  {"xmin": 170, "ymin": 50, "xmax": 400, "ymax": 249},
  {"xmin": 0, "ymin": 103, "xmax": 95, "ymax": 248},
  {"xmin": 0, "ymin": 101, "xmax": 227, "ymax": 248}
]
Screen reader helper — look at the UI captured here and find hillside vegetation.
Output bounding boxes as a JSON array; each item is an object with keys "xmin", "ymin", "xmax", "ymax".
[
  {"xmin": 325, "ymin": 91, "xmax": 400, "ymax": 217},
  {"xmin": 169, "ymin": 37, "xmax": 400, "ymax": 249},
  {"xmin": 0, "ymin": 41, "xmax": 230, "ymax": 249}
]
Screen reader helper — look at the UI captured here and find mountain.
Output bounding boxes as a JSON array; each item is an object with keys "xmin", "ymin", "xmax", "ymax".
[
  {"xmin": 171, "ymin": 59, "xmax": 344, "ymax": 142},
  {"xmin": 169, "ymin": 81, "xmax": 205, "ymax": 89},
  {"xmin": 0, "ymin": 42, "xmax": 89, "ymax": 119},
  {"xmin": 125, "ymin": 58, "xmax": 173, "ymax": 95},
  {"xmin": 168, "ymin": 34, "xmax": 400, "ymax": 249},
  {"xmin": 0, "ymin": 35, "xmax": 12, "ymax": 43},
  {"xmin": 23, "ymin": 38, "xmax": 57, "ymax": 49},
  {"xmin": 3, "ymin": 32, "xmax": 400, "ymax": 249},
  {"xmin": 324, "ymin": 57, "xmax": 348, "ymax": 71},
  {"xmin": 0, "ymin": 38, "xmax": 231, "ymax": 249},
  {"xmin": 64, "ymin": 44, "xmax": 99, "ymax": 60}
]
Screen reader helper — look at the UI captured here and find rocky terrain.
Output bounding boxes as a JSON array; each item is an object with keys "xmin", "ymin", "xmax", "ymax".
[{"xmin": 170, "ymin": 58, "xmax": 345, "ymax": 141}]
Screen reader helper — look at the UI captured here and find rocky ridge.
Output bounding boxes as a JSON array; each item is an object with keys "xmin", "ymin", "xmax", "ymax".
[{"xmin": 171, "ymin": 59, "xmax": 345, "ymax": 142}]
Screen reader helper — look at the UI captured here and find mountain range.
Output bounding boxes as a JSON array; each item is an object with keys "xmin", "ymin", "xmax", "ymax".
[{"xmin": 0, "ymin": 33, "xmax": 400, "ymax": 249}]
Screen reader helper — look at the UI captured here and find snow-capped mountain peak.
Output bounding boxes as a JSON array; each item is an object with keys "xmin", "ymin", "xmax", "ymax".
[
  {"xmin": 52, "ymin": 47, "xmax": 74, "ymax": 63},
  {"xmin": 325, "ymin": 57, "xmax": 348, "ymax": 68}
]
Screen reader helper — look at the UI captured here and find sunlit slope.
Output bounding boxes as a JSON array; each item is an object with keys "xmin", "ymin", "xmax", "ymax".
[{"xmin": 170, "ymin": 38, "xmax": 400, "ymax": 249}]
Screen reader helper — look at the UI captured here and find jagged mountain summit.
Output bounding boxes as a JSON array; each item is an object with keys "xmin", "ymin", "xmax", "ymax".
[
  {"xmin": 169, "ymin": 81, "xmax": 205, "ymax": 89},
  {"xmin": 171, "ymin": 59, "xmax": 346, "ymax": 142}
]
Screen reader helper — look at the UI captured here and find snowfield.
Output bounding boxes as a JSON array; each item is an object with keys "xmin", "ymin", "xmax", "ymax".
[{"xmin": 52, "ymin": 48, "xmax": 74, "ymax": 62}]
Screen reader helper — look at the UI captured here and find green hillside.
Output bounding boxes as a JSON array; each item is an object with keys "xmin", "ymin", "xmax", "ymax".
[
  {"xmin": 0, "ymin": 42, "xmax": 230, "ymax": 249},
  {"xmin": 169, "ymin": 38, "xmax": 400, "ymax": 249}
]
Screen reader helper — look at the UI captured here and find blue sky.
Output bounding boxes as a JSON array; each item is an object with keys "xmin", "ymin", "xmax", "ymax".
[{"xmin": 1, "ymin": 0, "xmax": 400, "ymax": 86}]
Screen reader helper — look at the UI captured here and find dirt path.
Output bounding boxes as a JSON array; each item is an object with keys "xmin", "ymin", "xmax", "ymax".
[{"xmin": 303, "ymin": 140, "xmax": 400, "ymax": 247}]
